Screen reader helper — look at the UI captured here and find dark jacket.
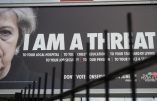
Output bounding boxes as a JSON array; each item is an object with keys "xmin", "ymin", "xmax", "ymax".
[{"xmin": 0, "ymin": 56, "xmax": 31, "ymax": 89}]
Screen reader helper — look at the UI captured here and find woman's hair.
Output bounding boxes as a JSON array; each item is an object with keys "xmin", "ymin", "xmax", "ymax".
[
  {"xmin": 0, "ymin": 8, "xmax": 36, "ymax": 48},
  {"xmin": 11, "ymin": 8, "xmax": 36, "ymax": 48}
]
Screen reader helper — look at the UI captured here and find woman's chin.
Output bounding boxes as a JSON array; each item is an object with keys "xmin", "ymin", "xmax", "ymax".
[
  {"xmin": 0, "ymin": 73, "xmax": 6, "ymax": 80},
  {"xmin": 0, "ymin": 68, "xmax": 9, "ymax": 80}
]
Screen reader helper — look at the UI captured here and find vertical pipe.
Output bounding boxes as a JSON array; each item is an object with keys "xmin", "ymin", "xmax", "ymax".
[
  {"xmin": 21, "ymin": 90, "xmax": 23, "ymax": 95},
  {"xmin": 28, "ymin": 84, "xmax": 31, "ymax": 101},
  {"xmin": 43, "ymin": 72, "xmax": 48, "ymax": 99},
  {"xmin": 14, "ymin": 93, "xmax": 22, "ymax": 101},
  {"xmin": 32, "ymin": 81, "xmax": 36, "ymax": 101},
  {"xmin": 51, "ymin": 67, "xmax": 56, "ymax": 99},
  {"xmin": 14, "ymin": 92, "xmax": 16, "ymax": 101},
  {"xmin": 104, "ymin": 30, "xmax": 109, "ymax": 101},
  {"xmin": 86, "ymin": 43, "xmax": 90, "ymax": 101},
  {"xmin": 23, "ymin": 87, "xmax": 27, "ymax": 101},
  {"xmin": 71, "ymin": 53, "xmax": 76, "ymax": 101},
  {"xmin": 60, "ymin": 61, "xmax": 65, "ymax": 101},
  {"xmin": 37, "ymin": 77, "xmax": 41, "ymax": 101},
  {"xmin": 127, "ymin": 13, "xmax": 136, "ymax": 101},
  {"xmin": 21, "ymin": 90, "xmax": 23, "ymax": 101}
]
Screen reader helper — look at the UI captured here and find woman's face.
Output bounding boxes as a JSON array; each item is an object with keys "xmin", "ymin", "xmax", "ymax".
[{"xmin": 0, "ymin": 11, "xmax": 19, "ymax": 79}]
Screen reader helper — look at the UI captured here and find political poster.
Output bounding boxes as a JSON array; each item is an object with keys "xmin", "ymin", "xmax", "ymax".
[{"xmin": 0, "ymin": 5, "xmax": 157, "ymax": 94}]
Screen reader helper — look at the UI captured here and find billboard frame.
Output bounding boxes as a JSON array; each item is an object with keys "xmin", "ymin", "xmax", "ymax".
[{"xmin": 0, "ymin": 2, "xmax": 157, "ymax": 97}]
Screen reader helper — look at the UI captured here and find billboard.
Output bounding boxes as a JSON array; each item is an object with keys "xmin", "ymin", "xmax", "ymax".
[{"xmin": 0, "ymin": 5, "xmax": 157, "ymax": 95}]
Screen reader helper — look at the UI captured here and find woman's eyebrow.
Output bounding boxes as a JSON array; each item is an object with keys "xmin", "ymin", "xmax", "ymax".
[{"xmin": 0, "ymin": 26, "xmax": 14, "ymax": 30}]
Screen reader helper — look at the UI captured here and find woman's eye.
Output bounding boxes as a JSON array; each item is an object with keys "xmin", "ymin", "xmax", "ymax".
[{"xmin": 0, "ymin": 30, "xmax": 12, "ymax": 41}]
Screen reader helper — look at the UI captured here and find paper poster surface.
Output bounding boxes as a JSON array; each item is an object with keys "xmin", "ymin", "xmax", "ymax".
[{"xmin": 0, "ymin": 5, "xmax": 157, "ymax": 90}]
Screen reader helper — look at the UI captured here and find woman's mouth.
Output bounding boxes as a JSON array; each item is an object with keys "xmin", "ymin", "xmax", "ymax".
[
  {"xmin": 0, "ymin": 61, "xmax": 5, "ymax": 79},
  {"xmin": 0, "ymin": 60, "xmax": 4, "ymax": 71}
]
